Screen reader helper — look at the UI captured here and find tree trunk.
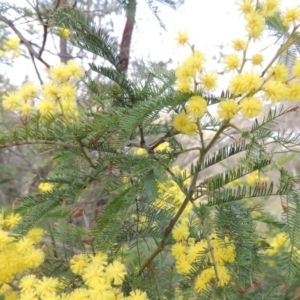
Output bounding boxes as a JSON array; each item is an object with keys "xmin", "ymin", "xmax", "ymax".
[{"xmin": 119, "ymin": 0, "xmax": 136, "ymax": 72}]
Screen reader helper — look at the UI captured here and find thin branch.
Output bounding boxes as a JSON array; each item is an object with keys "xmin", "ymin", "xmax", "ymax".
[
  {"xmin": 30, "ymin": 53, "xmax": 43, "ymax": 85},
  {"xmin": 0, "ymin": 14, "xmax": 50, "ymax": 68}
]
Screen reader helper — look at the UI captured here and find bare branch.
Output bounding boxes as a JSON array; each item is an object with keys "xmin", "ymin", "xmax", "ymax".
[{"xmin": 0, "ymin": 14, "xmax": 50, "ymax": 68}]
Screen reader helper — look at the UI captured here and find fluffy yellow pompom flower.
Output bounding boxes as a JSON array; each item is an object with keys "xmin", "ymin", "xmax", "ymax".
[
  {"xmin": 27, "ymin": 228, "xmax": 45, "ymax": 244},
  {"xmin": 173, "ymin": 113, "xmax": 197, "ymax": 136},
  {"xmin": 246, "ymin": 170, "xmax": 269, "ymax": 186},
  {"xmin": 292, "ymin": 60, "xmax": 300, "ymax": 77},
  {"xmin": 19, "ymin": 82, "xmax": 38, "ymax": 100},
  {"xmin": 105, "ymin": 261, "xmax": 127, "ymax": 285},
  {"xmin": 281, "ymin": 7, "xmax": 300, "ymax": 27},
  {"xmin": 200, "ymin": 72, "xmax": 218, "ymax": 91},
  {"xmin": 176, "ymin": 257, "xmax": 192, "ymax": 274},
  {"xmin": 5, "ymin": 213, "xmax": 22, "ymax": 229},
  {"xmin": 261, "ymin": 0, "xmax": 280, "ymax": 17},
  {"xmin": 90, "ymin": 252, "xmax": 108, "ymax": 266},
  {"xmin": 65, "ymin": 60, "xmax": 85, "ymax": 81},
  {"xmin": 82, "ymin": 263, "xmax": 106, "ymax": 289},
  {"xmin": 176, "ymin": 31, "xmax": 189, "ymax": 45},
  {"xmin": 251, "ymin": 53, "xmax": 264, "ymax": 66},
  {"xmin": 229, "ymin": 72, "xmax": 262, "ymax": 95},
  {"xmin": 232, "ymin": 39, "xmax": 247, "ymax": 51},
  {"xmin": 186, "ymin": 95, "xmax": 207, "ymax": 118},
  {"xmin": 218, "ymin": 99, "xmax": 239, "ymax": 120},
  {"xmin": 49, "ymin": 64, "xmax": 70, "ymax": 82},
  {"xmin": 217, "ymin": 265, "xmax": 231, "ymax": 287},
  {"xmin": 70, "ymin": 254, "xmax": 89, "ymax": 275},
  {"xmin": 263, "ymin": 81, "xmax": 288, "ymax": 102},
  {"xmin": 57, "ymin": 82, "xmax": 77, "ymax": 102},
  {"xmin": 239, "ymin": 97, "xmax": 262, "ymax": 118},
  {"xmin": 35, "ymin": 277, "xmax": 59, "ymax": 298},
  {"xmin": 224, "ymin": 54, "xmax": 240, "ymax": 72},
  {"xmin": 172, "ymin": 243, "xmax": 187, "ymax": 260},
  {"xmin": 194, "ymin": 266, "xmax": 215, "ymax": 293},
  {"xmin": 288, "ymin": 81, "xmax": 300, "ymax": 102},
  {"xmin": 38, "ymin": 99, "xmax": 57, "ymax": 116},
  {"xmin": 19, "ymin": 274, "xmax": 37, "ymax": 292},
  {"xmin": 58, "ymin": 28, "xmax": 70, "ymax": 39},
  {"xmin": 239, "ymin": 0, "xmax": 254, "ymax": 14},
  {"xmin": 18, "ymin": 103, "xmax": 33, "ymax": 116},
  {"xmin": 38, "ymin": 182, "xmax": 54, "ymax": 192},
  {"xmin": 246, "ymin": 11, "xmax": 265, "ymax": 39},
  {"xmin": 175, "ymin": 78, "xmax": 192, "ymax": 92},
  {"xmin": 268, "ymin": 63, "xmax": 288, "ymax": 82},
  {"xmin": 172, "ymin": 223, "xmax": 189, "ymax": 241},
  {"xmin": 42, "ymin": 83, "xmax": 59, "ymax": 101},
  {"xmin": 2, "ymin": 91, "xmax": 22, "ymax": 111}
]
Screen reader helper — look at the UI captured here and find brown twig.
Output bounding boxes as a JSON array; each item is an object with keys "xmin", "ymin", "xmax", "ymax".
[{"xmin": 0, "ymin": 14, "xmax": 50, "ymax": 68}]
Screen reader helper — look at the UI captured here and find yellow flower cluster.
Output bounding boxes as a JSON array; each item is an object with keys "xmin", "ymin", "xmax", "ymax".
[
  {"xmin": 266, "ymin": 232, "xmax": 288, "ymax": 256},
  {"xmin": 246, "ymin": 170, "xmax": 269, "ymax": 186},
  {"xmin": 66, "ymin": 252, "xmax": 148, "ymax": 299},
  {"xmin": 0, "ymin": 36, "xmax": 22, "ymax": 58},
  {"xmin": 0, "ymin": 212, "xmax": 45, "ymax": 288},
  {"xmin": 171, "ymin": 226, "xmax": 235, "ymax": 294},
  {"xmin": 1, "ymin": 61, "xmax": 84, "ymax": 122},
  {"xmin": 173, "ymin": 2, "xmax": 300, "ymax": 134},
  {"xmin": 0, "ymin": 246, "xmax": 148, "ymax": 299},
  {"xmin": 58, "ymin": 28, "xmax": 70, "ymax": 40},
  {"xmin": 38, "ymin": 182, "xmax": 54, "ymax": 192}
]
